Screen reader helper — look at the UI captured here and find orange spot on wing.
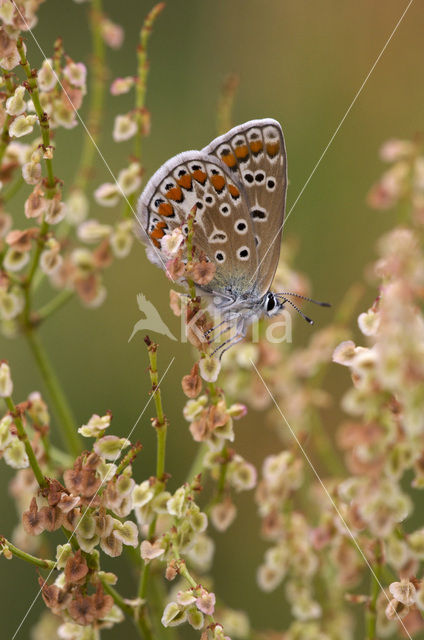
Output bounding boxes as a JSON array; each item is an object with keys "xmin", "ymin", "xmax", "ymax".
[
  {"xmin": 235, "ymin": 145, "xmax": 249, "ymax": 160},
  {"xmin": 266, "ymin": 142, "xmax": 280, "ymax": 157},
  {"xmin": 177, "ymin": 174, "xmax": 192, "ymax": 190},
  {"xmin": 151, "ymin": 221, "xmax": 167, "ymax": 241},
  {"xmin": 192, "ymin": 169, "xmax": 207, "ymax": 184},
  {"xmin": 158, "ymin": 202, "xmax": 174, "ymax": 217},
  {"xmin": 221, "ymin": 152, "xmax": 237, "ymax": 168},
  {"xmin": 249, "ymin": 140, "xmax": 263, "ymax": 155},
  {"xmin": 211, "ymin": 174, "xmax": 226, "ymax": 192},
  {"xmin": 228, "ymin": 184, "xmax": 240, "ymax": 198},
  {"xmin": 166, "ymin": 186, "xmax": 183, "ymax": 201}
]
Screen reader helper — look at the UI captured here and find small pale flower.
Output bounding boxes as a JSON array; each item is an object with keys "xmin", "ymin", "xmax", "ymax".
[
  {"xmin": 78, "ymin": 412, "xmax": 112, "ymax": 438},
  {"xmin": 183, "ymin": 395, "xmax": 208, "ymax": 421},
  {"xmin": 358, "ymin": 309, "xmax": 380, "ymax": 336},
  {"xmin": 40, "ymin": 248, "xmax": 62, "ymax": 275},
  {"xmin": 113, "ymin": 113, "xmax": 137, "ymax": 142},
  {"xmin": 0, "ymin": 362, "xmax": 13, "ymax": 397},
  {"xmin": 93, "ymin": 435, "xmax": 130, "ymax": 460},
  {"xmin": 94, "ymin": 182, "xmax": 120, "ymax": 207},
  {"xmin": 161, "ymin": 602, "xmax": 187, "ymax": 628},
  {"xmin": 140, "ymin": 539, "xmax": 165, "ymax": 563},
  {"xmin": 167, "ymin": 487, "xmax": 187, "ymax": 518},
  {"xmin": 132, "ymin": 480, "xmax": 154, "ymax": 508},
  {"xmin": 199, "ymin": 355, "xmax": 221, "ymax": 383},
  {"xmin": 228, "ymin": 457, "xmax": 257, "ymax": 492},
  {"xmin": 332, "ymin": 340, "xmax": 357, "ymax": 366},
  {"xmin": 56, "ymin": 543, "xmax": 72, "ymax": 570},
  {"xmin": 117, "ymin": 162, "xmax": 142, "ymax": 195},
  {"xmin": 110, "ymin": 221, "xmax": 134, "ymax": 258},
  {"xmin": 195, "ymin": 588, "xmax": 216, "ymax": 615},
  {"xmin": 110, "ymin": 76, "xmax": 134, "ymax": 95},
  {"xmin": 22, "ymin": 161, "xmax": 42, "ymax": 185},
  {"xmin": 4, "ymin": 439, "xmax": 29, "ymax": 469},
  {"xmin": 0, "ymin": 414, "xmax": 13, "ymax": 449},
  {"xmin": 185, "ymin": 533, "xmax": 214, "ymax": 572},
  {"xmin": 63, "ymin": 62, "xmax": 87, "ymax": 88},
  {"xmin": 38, "ymin": 59, "xmax": 57, "ymax": 92},
  {"xmin": 113, "ymin": 520, "xmax": 138, "ymax": 547},
  {"xmin": 210, "ymin": 498, "xmax": 237, "ymax": 532},
  {"xmin": 187, "ymin": 606, "xmax": 204, "ymax": 630},
  {"xmin": 100, "ymin": 17, "xmax": 124, "ymax": 49},
  {"xmin": 77, "ymin": 219, "xmax": 112, "ymax": 244},
  {"xmin": 66, "ymin": 189, "xmax": 89, "ymax": 225},
  {"xmin": 0, "ymin": 2, "xmax": 15, "ymax": 25},
  {"xmin": 177, "ymin": 590, "xmax": 196, "ymax": 606},
  {"xmin": 45, "ymin": 199, "xmax": 66, "ymax": 225},
  {"xmin": 389, "ymin": 579, "xmax": 417, "ymax": 606},
  {"xmin": 188, "ymin": 508, "xmax": 208, "ymax": 533},
  {"xmin": 3, "ymin": 248, "xmax": 30, "ymax": 272},
  {"xmin": 6, "ymin": 86, "xmax": 27, "ymax": 116},
  {"xmin": 9, "ymin": 114, "xmax": 37, "ymax": 138},
  {"xmin": 161, "ymin": 227, "xmax": 184, "ymax": 258}
]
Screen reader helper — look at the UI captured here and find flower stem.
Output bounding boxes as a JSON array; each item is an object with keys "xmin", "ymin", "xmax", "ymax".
[
  {"xmin": 16, "ymin": 38, "xmax": 56, "ymax": 194},
  {"xmin": 216, "ymin": 73, "xmax": 239, "ymax": 136},
  {"xmin": 35, "ymin": 289, "xmax": 74, "ymax": 324},
  {"xmin": 366, "ymin": 544, "xmax": 383, "ymax": 640},
  {"xmin": 99, "ymin": 576, "xmax": 152, "ymax": 639},
  {"xmin": 5, "ymin": 396, "xmax": 47, "ymax": 488},
  {"xmin": 0, "ymin": 537, "xmax": 55, "ymax": 570},
  {"xmin": 73, "ymin": 0, "xmax": 106, "ymax": 192},
  {"xmin": 25, "ymin": 328, "xmax": 81, "ymax": 456},
  {"xmin": 122, "ymin": 2, "xmax": 165, "ymax": 218}
]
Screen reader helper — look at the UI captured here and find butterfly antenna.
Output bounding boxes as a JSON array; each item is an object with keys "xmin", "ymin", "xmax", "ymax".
[
  {"xmin": 280, "ymin": 297, "xmax": 314, "ymax": 325},
  {"xmin": 275, "ymin": 292, "xmax": 331, "ymax": 307}
]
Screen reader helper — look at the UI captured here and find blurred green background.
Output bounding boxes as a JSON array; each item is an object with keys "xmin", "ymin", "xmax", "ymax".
[{"xmin": 1, "ymin": 0, "xmax": 423, "ymax": 637}]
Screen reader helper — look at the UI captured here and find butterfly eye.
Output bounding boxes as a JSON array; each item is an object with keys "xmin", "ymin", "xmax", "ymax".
[
  {"xmin": 266, "ymin": 294, "xmax": 276, "ymax": 312},
  {"xmin": 254, "ymin": 171, "xmax": 265, "ymax": 183},
  {"xmin": 219, "ymin": 203, "xmax": 230, "ymax": 216},
  {"xmin": 266, "ymin": 178, "xmax": 276, "ymax": 191},
  {"xmin": 215, "ymin": 251, "xmax": 226, "ymax": 263},
  {"xmin": 243, "ymin": 172, "xmax": 254, "ymax": 185},
  {"xmin": 205, "ymin": 195, "xmax": 215, "ymax": 205}
]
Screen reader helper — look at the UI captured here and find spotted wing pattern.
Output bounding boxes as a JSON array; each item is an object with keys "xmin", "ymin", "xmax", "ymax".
[
  {"xmin": 203, "ymin": 119, "xmax": 287, "ymax": 296},
  {"xmin": 136, "ymin": 150, "xmax": 258, "ymax": 295}
]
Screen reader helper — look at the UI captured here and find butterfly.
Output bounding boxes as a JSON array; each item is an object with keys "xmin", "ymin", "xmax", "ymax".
[{"xmin": 137, "ymin": 119, "xmax": 329, "ymax": 357}]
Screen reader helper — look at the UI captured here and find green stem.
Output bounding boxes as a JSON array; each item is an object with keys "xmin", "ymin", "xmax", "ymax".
[
  {"xmin": 366, "ymin": 557, "xmax": 382, "ymax": 640},
  {"xmin": 122, "ymin": 2, "xmax": 165, "ymax": 219},
  {"xmin": 115, "ymin": 442, "xmax": 143, "ymax": 476},
  {"xmin": 73, "ymin": 0, "xmax": 106, "ymax": 192},
  {"xmin": 36, "ymin": 289, "xmax": 74, "ymax": 323},
  {"xmin": 25, "ymin": 328, "xmax": 81, "ymax": 456},
  {"xmin": 17, "ymin": 38, "xmax": 56, "ymax": 193},
  {"xmin": 5, "ymin": 396, "xmax": 47, "ymax": 488},
  {"xmin": 0, "ymin": 538, "xmax": 55, "ymax": 570},
  {"xmin": 0, "ymin": 69, "xmax": 15, "ymax": 167},
  {"xmin": 100, "ymin": 577, "xmax": 152, "ymax": 639},
  {"xmin": 1, "ymin": 175, "xmax": 24, "ymax": 202}
]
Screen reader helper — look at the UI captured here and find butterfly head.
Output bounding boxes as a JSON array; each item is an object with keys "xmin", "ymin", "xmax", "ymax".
[{"xmin": 263, "ymin": 291, "xmax": 285, "ymax": 318}]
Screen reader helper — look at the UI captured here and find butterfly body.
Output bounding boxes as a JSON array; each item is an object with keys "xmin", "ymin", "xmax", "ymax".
[{"xmin": 137, "ymin": 118, "xmax": 289, "ymax": 353}]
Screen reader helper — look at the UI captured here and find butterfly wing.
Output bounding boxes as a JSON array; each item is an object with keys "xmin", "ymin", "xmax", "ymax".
[
  {"xmin": 136, "ymin": 150, "xmax": 258, "ymax": 297},
  {"xmin": 203, "ymin": 118, "xmax": 287, "ymax": 296}
]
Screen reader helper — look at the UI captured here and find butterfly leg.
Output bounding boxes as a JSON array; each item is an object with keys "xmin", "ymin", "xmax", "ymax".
[
  {"xmin": 211, "ymin": 332, "xmax": 244, "ymax": 360},
  {"xmin": 204, "ymin": 319, "xmax": 232, "ymax": 339}
]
